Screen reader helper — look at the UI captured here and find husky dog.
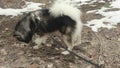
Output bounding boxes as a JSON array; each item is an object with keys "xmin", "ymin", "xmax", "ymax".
[{"xmin": 13, "ymin": 2, "xmax": 83, "ymax": 51}]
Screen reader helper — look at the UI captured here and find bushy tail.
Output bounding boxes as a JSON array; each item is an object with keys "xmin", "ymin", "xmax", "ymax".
[{"xmin": 49, "ymin": 0, "xmax": 82, "ymax": 22}]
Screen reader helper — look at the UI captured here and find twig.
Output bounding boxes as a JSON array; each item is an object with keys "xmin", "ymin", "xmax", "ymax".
[
  {"xmin": 50, "ymin": 35, "xmax": 102, "ymax": 68},
  {"xmin": 91, "ymin": 31, "xmax": 105, "ymax": 68}
]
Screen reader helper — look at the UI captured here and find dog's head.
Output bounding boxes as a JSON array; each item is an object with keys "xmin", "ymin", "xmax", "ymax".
[
  {"xmin": 13, "ymin": 9, "xmax": 50, "ymax": 43},
  {"xmin": 13, "ymin": 13, "xmax": 37, "ymax": 43}
]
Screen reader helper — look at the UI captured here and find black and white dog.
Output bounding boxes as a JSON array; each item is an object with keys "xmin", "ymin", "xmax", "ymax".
[{"xmin": 13, "ymin": 2, "xmax": 83, "ymax": 51}]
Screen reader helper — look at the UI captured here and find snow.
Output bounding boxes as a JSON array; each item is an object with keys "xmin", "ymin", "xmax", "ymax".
[
  {"xmin": 110, "ymin": 0, "xmax": 120, "ymax": 8},
  {"xmin": 86, "ymin": 10, "xmax": 97, "ymax": 13},
  {"xmin": 0, "ymin": 0, "xmax": 107, "ymax": 16},
  {"xmin": 85, "ymin": 18, "xmax": 116, "ymax": 32},
  {"xmin": 0, "ymin": 2, "xmax": 44, "ymax": 16},
  {"xmin": 85, "ymin": 0, "xmax": 120, "ymax": 32},
  {"xmin": 56, "ymin": 0, "xmax": 98, "ymax": 6},
  {"xmin": 0, "ymin": 0, "xmax": 120, "ymax": 32}
]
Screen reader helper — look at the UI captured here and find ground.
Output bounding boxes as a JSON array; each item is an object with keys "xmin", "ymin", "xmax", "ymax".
[{"xmin": 0, "ymin": 0, "xmax": 120, "ymax": 68}]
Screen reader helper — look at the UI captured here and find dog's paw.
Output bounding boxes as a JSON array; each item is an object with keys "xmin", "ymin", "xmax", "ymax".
[
  {"xmin": 33, "ymin": 46, "xmax": 39, "ymax": 49},
  {"xmin": 61, "ymin": 51, "xmax": 70, "ymax": 55},
  {"xmin": 33, "ymin": 45, "xmax": 43, "ymax": 49}
]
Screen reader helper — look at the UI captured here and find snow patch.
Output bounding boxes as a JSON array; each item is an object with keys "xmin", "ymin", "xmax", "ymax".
[
  {"xmin": 0, "ymin": 0, "xmax": 120, "ymax": 32},
  {"xmin": 110, "ymin": 0, "xmax": 120, "ymax": 8},
  {"xmin": 85, "ymin": 0, "xmax": 120, "ymax": 32},
  {"xmin": 86, "ymin": 10, "xmax": 97, "ymax": 13},
  {"xmin": 0, "ymin": 2, "xmax": 44, "ymax": 16}
]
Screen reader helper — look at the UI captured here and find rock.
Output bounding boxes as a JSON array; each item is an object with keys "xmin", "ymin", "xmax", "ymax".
[
  {"xmin": 61, "ymin": 51, "xmax": 70, "ymax": 55},
  {"xmin": 86, "ymin": 65, "xmax": 92, "ymax": 68},
  {"xmin": 2, "ymin": 31, "xmax": 5, "ymax": 33},
  {"xmin": 31, "ymin": 63, "xmax": 39, "ymax": 68},
  {"xmin": 1, "ymin": 49, "xmax": 7, "ymax": 55},
  {"xmin": 5, "ymin": 28, "xmax": 9, "ymax": 31},
  {"xmin": 118, "ymin": 38, "xmax": 120, "ymax": 41},
  {"xmin": 55, "ymin": 48, "xmax": 59, "ymax": 50},
  {"xmin": 46, "ymin": 44, "xmax": 52, "ymax": 47},
  {"xmin": 33, "ymin": 45, "xmax": 39, "ymax": 49},
  {"xmin": 47, "ymin": 63, "xmax": 54, "ymax": 68},
  {"xmin": 17, "ymin": 51, "xmax": 24, "ymax": 55},
  {"xmin": 99, "ymin": 60, "xmax": 105, "ymax": 65}
]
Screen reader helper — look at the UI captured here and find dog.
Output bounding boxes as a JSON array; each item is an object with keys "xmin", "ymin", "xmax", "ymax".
[{"xmin": 13, "ymin": 1, "xmax": 83, "ymax": 52}]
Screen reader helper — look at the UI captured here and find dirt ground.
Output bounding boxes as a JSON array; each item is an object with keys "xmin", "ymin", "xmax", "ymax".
[{"xmin": 0, "ymin": 0, "xmax": 120, "ymax": 68}]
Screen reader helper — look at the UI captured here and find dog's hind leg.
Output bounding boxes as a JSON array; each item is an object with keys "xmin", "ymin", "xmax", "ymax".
[
  {"xmin": 73, "ymin": 34, "xmax": 82, "ymax": 46},
  {"xmin": 63, "ymin": 35, "xmax": 73, "ymax": 50},
  {"xmin": 61, "ymin": 34, "xmax": 74, "ymax": 55}
]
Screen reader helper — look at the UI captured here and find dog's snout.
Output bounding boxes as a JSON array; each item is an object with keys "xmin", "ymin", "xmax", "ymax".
[
  {"xmin": 13, "ymin": 31, "xmax": 19, "ymax": 37},
  {"xmin": 13, "ymin": 33, "xmax": 17, "ymax": 37},
  {"xmin": 13, "ymin": 34, "xmax": 21, "ymax": 39},
  {"xmin": 13, "ymin": 32, "xmax": 22, "ymax": 40}
]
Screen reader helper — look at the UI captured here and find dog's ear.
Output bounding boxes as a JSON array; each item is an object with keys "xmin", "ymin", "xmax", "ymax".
[
  {"xmin": 29, "ymin": 18, "xmax": 36, "ymax": 31},
  {"xmin": 41, "ymin": 9, "xmax": 50, "ymax": 16},
  {"xmin": 29, "ymin": 13, "xmax": 39, "ymax": 32},
  {"xmin": 30, "ymin": 22, "xmax": 36, "ymax": 32}
]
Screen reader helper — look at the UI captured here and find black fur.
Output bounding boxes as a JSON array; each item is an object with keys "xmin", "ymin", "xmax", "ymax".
[
  {"xmin": 37, "ymin": 15, "xmax": 76, "ymax": 34},
  {"xmin": 13, "ymin": 9, "xmax": 76, "ymax": 43},
  {"xmin": 14, "ymin": 13, "xmax": 35, "ymax": 43}
]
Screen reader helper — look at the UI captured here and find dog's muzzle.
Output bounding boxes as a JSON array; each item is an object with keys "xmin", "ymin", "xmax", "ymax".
[{"xmin": 13, "ymin": 31, "xmax": 30, "ymax": 43}]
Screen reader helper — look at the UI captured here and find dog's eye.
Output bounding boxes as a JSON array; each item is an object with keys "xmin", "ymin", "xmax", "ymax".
[
  {"xmin": 13, "ymin": 33, "xmax": 20, "ymax": 38},
  {"xmin": 16, "ymin": 35, "xmax": 21, "ymax": 39},
  {"xmin": 13, "ymin": 32, "xmax": 23, "ymax": 40},
  {"xmin": 13, "ymin": 31, "xmax": 21, "ymax": 37}
]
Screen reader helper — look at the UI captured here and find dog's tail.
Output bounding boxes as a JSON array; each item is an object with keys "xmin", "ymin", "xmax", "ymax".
[
  {"xmin": 49, "ymin": 1, "xmax": 83, "ymax": 40},
  {"xmin": 49, "ymin": 1, "xmax": 82, "ymax": 22}
]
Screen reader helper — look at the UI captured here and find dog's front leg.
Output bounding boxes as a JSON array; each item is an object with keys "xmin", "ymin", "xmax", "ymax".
[
  {"xmin": 33, "ymin": 35, "xmax": 48, "ymax": 49},
  {"xmin": 74, "ymin": 34, "xmax": 82, "ymax": 46}
]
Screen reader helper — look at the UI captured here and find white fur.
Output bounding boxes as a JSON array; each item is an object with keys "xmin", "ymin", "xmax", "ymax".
[
  {"xmin": 49, "ymin": 2, "xmax": 81, "ymax": 21},
  {"xmin": 49, "ymin": 1, "xmax": 83, "ymax": 41},
  {"xmin": 33, "ymin": 35, "xmax": 48, "ymax": 49}
]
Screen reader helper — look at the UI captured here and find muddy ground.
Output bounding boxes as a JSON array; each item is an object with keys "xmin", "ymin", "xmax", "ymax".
[{"xmin": 0, "ymin": 0, "xmax": 120, "ymax": 68}]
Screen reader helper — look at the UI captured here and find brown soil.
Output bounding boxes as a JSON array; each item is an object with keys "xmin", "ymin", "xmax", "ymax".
[{"xmin": 0, "ymin": 0, "xmax": 120, "ymax": 68}]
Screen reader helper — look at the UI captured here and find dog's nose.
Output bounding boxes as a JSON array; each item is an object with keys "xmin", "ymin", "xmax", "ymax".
[
  {"xmin": 13, "ymin": 31, "xmax": 18, "ymax": 37},
  {"xmin": 13, "ymin": 34, "xmax": 21, "ymax": 39},
  {"xmin": 13, "ymin": 32, "xmax": 22, "ymax": 40},
  {"xmin": 13, "ymin": 34, "xmax": 20, "ymax": 39}
]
